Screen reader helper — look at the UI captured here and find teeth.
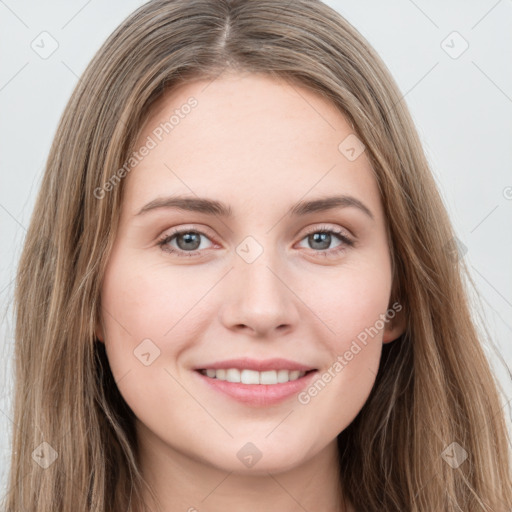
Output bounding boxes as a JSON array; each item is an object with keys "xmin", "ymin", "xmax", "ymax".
[
  {"xmin": 259, "ymin": 370, "xmax": 276, "ymax": 384},
  {"xmin": 241, "ymin": 369, "xmax": 260, "ymax": 384},
  {"xmin": 225, "ymin": 368, "xmax": 240, "ymax": 382},
  {"xmin": 200, "ymin": 368, "xmax": 308, "ymax": 384}
]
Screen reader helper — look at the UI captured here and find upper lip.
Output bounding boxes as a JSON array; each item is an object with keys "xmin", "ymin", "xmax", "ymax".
[{"xmin": 194, "ymin": 358, "xmax": 316, "ymax": 372}]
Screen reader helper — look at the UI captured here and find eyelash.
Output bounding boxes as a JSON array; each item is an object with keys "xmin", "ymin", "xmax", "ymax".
[{"xmin": 156, "ymin": 224, "xmax": 355, "ymax": 258}]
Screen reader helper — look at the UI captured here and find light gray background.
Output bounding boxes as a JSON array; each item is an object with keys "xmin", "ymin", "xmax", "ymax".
[{"xmin": 1, "ymin": 0, "xmax": 511, "ymax": 497}]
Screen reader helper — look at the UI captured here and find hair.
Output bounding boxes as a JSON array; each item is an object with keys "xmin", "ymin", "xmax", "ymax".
[{"xmin": 4, "ymin": 0, "xmax": 511, "ymax": 510}]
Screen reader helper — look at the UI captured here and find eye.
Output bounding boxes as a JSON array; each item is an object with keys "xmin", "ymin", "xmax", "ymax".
[
  {"xmin": 157, "ymin": 227, "xmax": 215, "ymax": 257},
  {"xmin": 296, "ymin": 224, "xmax": 354, "ymax": 257}
]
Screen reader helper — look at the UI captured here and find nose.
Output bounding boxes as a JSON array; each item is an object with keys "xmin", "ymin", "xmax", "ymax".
[{"xmin": 219, "ymin": 251, "xmax": 300, "ymax": 338}]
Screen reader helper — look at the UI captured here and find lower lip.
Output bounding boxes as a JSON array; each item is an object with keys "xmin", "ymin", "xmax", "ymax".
[{"xmin": 195, "ymin": 370, "xmax": 318, "ymax": 406}]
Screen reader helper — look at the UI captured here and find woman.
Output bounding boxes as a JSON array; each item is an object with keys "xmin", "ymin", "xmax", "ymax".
[{"xmin": 5, "ymin": 0, "xmax": 511, "ymax": 510}]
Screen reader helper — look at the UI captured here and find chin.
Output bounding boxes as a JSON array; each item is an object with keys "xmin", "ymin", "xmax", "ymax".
[{"xmin": 201, "ymin": 438, "xmax": 316, "ymax": 475}]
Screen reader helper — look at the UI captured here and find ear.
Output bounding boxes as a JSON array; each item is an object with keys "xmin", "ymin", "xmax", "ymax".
[{"xmin": 382, "ymin": 302, "xmax": 406, "ymax": 344}]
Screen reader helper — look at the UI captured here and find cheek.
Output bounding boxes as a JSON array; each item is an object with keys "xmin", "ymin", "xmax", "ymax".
[
  {"xmin": 305, "ymin": 264, "xmax": 392, "ymax": 345},
  {"xmin": 101, "ymin": 253, "xmax": 211, "ymax": 340},
  {"xmin": 99, "ymin": 252, "xmax": 229, "ymax": 401},
  {"xmin": 294, "ymin": 260, "xmax": 393, "ymax": 416},
  {"xmin": 99, "ymin": 255, "xmax": 209, "ymax": 411}
]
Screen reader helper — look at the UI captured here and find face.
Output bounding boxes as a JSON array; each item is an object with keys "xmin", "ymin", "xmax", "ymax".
[{"xmin": 96, "ymin": 71, "xmax": 404, "ymax": 475}]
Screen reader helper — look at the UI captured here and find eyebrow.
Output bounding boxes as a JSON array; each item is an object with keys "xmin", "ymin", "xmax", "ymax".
[{"xmin": 135, "ymin": 194, "xmax": 374, "ymax": 220}]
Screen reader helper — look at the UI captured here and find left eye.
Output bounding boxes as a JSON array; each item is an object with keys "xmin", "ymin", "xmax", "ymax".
[
  {"xmin": 297, "ymin": 228, "xmax": 354, "ymax": 253},
  {"xmin": 157, "ymin": 226, "xmax": 354, "ymax": 257}
]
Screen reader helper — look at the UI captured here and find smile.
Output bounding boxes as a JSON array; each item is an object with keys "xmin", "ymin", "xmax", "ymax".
[
  {"xmin": 198, "ymin": 368, "xmax": 310, "ymax": 384},
  {"xmin": 193, "ymin": 358, "xmax": 318, "ymax": 406}
]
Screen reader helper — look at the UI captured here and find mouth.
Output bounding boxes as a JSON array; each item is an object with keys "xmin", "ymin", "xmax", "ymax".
[{"xmin": 193, "ymin": 359, "xmax": 318, "ymax": 406}]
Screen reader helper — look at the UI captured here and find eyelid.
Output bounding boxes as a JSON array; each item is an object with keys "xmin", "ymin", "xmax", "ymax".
[
  {"xmin": 298, "ymin": 223, "xmax": 354, "ymax": 240},
  {"xmin": 159, "ymin": 224, "xmax": 216, "ymax": 238}
]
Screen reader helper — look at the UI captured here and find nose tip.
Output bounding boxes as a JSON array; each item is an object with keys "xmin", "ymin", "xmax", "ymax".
[{"xmin": 219, "ymin": 257, "xmax": 299, "ymax": 338}]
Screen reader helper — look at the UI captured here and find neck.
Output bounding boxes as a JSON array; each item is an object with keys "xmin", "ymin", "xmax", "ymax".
[{"xmin": 134, "ymin": 424, "xmax": 350, "ymax": 512}]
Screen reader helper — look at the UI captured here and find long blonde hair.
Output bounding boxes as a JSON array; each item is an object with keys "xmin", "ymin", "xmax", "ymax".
[{"xmin": 4, "ymin": 0, "xmax": 511, "ymax": 510}]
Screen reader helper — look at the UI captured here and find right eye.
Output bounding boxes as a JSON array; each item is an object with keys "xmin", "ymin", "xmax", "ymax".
[{"xmin": 157, "ymin": 228, "xmax": 216, "ymax": 257}]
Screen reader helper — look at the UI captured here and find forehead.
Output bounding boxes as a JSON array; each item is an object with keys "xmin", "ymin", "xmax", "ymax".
[{"xmin": 121, "ymin": 72, "xmax": 383, "ymax": 222}]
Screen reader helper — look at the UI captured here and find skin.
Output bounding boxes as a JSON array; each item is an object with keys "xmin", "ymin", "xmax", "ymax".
[{"xmin": 96, "ymin": 71, "xmax": 405, "ymax": 512}]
